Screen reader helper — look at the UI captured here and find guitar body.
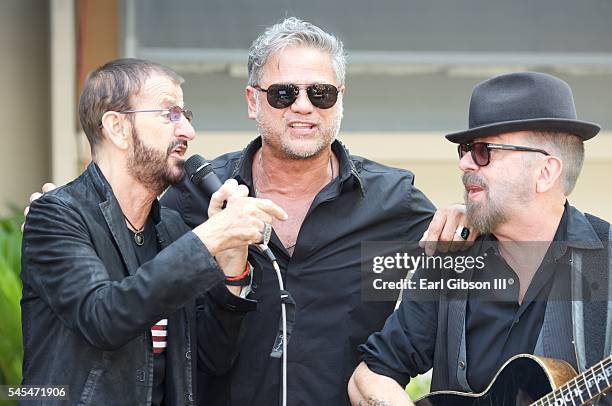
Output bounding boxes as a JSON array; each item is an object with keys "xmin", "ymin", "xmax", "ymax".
[{"xmin": 415, "ymin": 354, "xmax": 578, "ymax": 406}]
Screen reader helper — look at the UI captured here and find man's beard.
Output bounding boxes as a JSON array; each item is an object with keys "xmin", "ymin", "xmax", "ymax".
[
  {"xmin": 127, "ymin": 129, "xmax": 186, "ymax": 195},
  {"xmin": 256, "ymin": 100, "xmax": 343, "ymax": 160},
  {"xmin": 463, "ymin": 172, "xmax": 510, "ymax": 236}
]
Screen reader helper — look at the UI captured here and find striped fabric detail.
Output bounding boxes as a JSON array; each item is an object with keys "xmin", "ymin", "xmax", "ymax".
[{"xmin": 151, "ymin": 318, "xmax": 168, "ymax": 354}]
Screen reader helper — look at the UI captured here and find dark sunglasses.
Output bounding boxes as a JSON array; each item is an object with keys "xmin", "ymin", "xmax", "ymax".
[
  {"xmin": 458, "ymin": 142, "xmax": 550, "ymax": 167},
  {"xmin": 98, "ymin": 105, "xmax": 193, "ymax": 129},
  {"xmin": 254, "ymin": 83, "xmax": 340, "ymax": 109}
]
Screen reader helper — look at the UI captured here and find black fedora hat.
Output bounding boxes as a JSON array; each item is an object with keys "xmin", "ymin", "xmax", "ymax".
[{"xmin": 445, "ymin": 72, "xmax": 601, "ymax": 144}]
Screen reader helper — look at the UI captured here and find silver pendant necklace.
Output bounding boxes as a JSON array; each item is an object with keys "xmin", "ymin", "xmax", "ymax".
[{"xmin": 123, "ymin": 214, "xmax": 145, "ymax": 246}]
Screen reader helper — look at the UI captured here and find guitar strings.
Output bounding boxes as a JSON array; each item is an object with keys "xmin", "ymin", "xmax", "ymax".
[
  {"xmin": 532, "ymin": 357, "xmax": 612, "ymax": 406},
  {"xmin": 536, "ymin": 358, "xmax": 610, "ymax": 406},
  {"xmin": 533, "ymin": 358, "xmax": 610, "ymax": 405}
]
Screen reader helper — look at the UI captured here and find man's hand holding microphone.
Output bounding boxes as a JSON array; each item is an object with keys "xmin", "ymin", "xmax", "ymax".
[
  {"xmin": 195, "ymin": 177, "xmax": 287, "ymax": 295},
  {"xmin": 22, "ymin": 160, "xmax": 287, "ymax": 297},
  {"xmin": 195, "ymin": 177, "xmax": 286, "ymax": 257}
]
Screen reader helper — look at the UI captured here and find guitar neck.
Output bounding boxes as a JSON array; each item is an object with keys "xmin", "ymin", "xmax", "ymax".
[{"xmin": 533, "ymin": 356, "xmax": 612, "ymax": 406}]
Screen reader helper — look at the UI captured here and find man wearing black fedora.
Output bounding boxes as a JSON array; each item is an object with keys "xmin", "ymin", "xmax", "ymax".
[{"xmin": 349, "ymin": 72, "xmax": 612, "ymax": 405}]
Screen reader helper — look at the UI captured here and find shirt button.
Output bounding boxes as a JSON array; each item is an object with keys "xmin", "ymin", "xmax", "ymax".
[
  {"xmin": 459, "ymin": 361, "xmax": 466, "ymax": 370},
  {"xmin": 185, "ymin": 350, "xmax": 191, "ymax": 360},
  {"xmin": 136, "ymin": 369, "xmax": 145, "ymax": 382}
]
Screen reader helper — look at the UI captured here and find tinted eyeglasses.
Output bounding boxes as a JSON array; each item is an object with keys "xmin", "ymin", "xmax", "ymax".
[
  {"xmin": 98, "ymin": 106, "xmax": 193, "ymax": 129},
  {"xmin": 458, "ymin": 142, "xmax": 550, "ymax": 167},
  {"xmin": 254, "ymin": 83, "xmax": 340, "ymax": 109},
  {"xmin": 122, "ymin": 105, "xmax": 193, "ymax": 122}
]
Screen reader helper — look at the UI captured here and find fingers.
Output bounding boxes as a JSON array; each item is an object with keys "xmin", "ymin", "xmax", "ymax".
[
  {"xmin": 448, "ymin": 225, "xmax": 472, "ymax": 252},
  {"xmin": 29, "ymin": 182, "xmax": 56, "ymax": 204},
  {"xmin": 208, "ymin": 179, "xmax": 245, "ymax": 217},
  {"xmin": 253, "ymin": 198, "xmax": 288, "ymax": 222},
  {"xmin": 225, "ymin": 196, "xmax": 287, "ymax": 222},
  {"xmin": 210, "ymin": 179, "xmax": 239, "ymax": 203},
  {"xmin": 25, "ymin": 184, "xmax": 55, "ymax": 231},
  {"xmin": 420, "ymin": 204, "xmax": 472, "ymax": 256},
  {"xmin": 436, "ymin": 218, "xmax": 458, "ymax": 253},
  {"xmin": 29, "ymin": 192, "xmax": 42, "ymax": 203},
  {"xmin": 42, "ymin": 183, "xmax": 57, "ymax": 193},
  {"xmin": 198, "ymin": 182, "xmax": 288, "ymax": 254},
  {"xmin": 420, "ymin": 208, "xmax": 446, "ymax": 256},
  {"xmin": 235, "ymin": 184, "xmax": 250, "ymax": 198},
  {"xmin": 23, "ymin": 193, "xmax": 42, "ymax": 233}
]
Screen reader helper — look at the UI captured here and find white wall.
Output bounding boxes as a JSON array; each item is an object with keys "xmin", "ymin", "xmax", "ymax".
[{"xmin": 0, "ymin": 1, "xmax": 50, "ymax": 215}]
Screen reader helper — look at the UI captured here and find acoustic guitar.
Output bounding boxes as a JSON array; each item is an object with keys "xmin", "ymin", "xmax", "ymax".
[{"xmin": 415, "ymin": 353, "xmax": 612, "ymax": 405}]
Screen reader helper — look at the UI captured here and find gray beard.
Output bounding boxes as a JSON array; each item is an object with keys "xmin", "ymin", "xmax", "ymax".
[
  {"xmin": 255, "ymin": 98, "xmax": 343, "ymax": 160},
  {"xmin": 463, "ymin": 172, "xmax": 509, "ymax": 235},
  {"xmin": 465, "ymin": 193, "xmax": 509, "ymax": 236}
]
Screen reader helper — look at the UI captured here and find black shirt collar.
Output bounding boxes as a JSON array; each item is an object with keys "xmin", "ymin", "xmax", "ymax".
[{"xmin": 229, "ymin": 137, "xmax": 365, "ymax": 195}]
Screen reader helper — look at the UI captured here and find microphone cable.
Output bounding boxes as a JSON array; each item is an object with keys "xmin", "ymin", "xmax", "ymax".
[
  {"xmin": 185, "ymin": 154, "xmax": 293, "ymax": 406},
  {"xmin": 257, "ymin": 245, "xmax": 288, "ymax": 406}
]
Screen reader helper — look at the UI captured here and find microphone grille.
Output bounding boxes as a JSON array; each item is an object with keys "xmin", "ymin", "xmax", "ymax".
[
  {"xmin": 184, "ymin": 154, "xmax": 213, "ymax": 182},
  {"xmin": 184, "ymin": 154, "xmax": 206, "ymax": 177}
]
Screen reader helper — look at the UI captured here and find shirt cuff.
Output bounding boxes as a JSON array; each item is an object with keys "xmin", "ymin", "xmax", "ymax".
[
  {"xmin": 360, "ymin": 348, "xmax": 411, "ymax": 388},
  {"xmin": 207, "ymin": 279, "xmax": 257, "ymax": 313}
]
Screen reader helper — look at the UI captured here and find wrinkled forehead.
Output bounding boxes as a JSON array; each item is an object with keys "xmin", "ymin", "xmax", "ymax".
[
  {"xmin": 131, "ymin": 73, "xmax": 184, "ymax": 108},
  {"xmin": 260, "ymin": 45, "xmax": 337, "ymax": 85}
]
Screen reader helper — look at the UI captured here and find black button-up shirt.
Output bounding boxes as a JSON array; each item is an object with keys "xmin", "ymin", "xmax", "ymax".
[
  {"xmin": 465, "ymin": 209, "xmax": 571, "ymax": 391},
  {"xmin": 361, "ymin": 203, "xmax": 575, "ymax": 393},
  {"xmin": 161, "ymin": 137, "xmax": 435, "ymax": 405}
]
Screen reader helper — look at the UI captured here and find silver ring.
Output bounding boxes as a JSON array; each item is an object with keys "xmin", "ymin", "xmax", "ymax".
[
  {"xmin": 455, "ymin": 225, "xmax": 470, "ymax": 241},
  {"xmin": 262, "ymin": 222, "xmax": 272, "ymax": 245}
]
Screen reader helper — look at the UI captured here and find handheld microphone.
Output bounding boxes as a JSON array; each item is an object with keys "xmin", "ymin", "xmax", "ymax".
[
  {"xmin": 184, "ymin": 154, "xmax": 274, "ymax": 250},
  {"xmin": 184, "ymin": 155, "xmax": 223, "ymax": 200}
]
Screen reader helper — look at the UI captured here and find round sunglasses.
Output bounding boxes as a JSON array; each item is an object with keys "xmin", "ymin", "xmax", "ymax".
[
  {"xmin": 458, "ymin": 142, "xmax": 550, "ymax": 167},
  {"xmin": 254, "ymin": 83, "xmax": 340, "ymax": 109}
]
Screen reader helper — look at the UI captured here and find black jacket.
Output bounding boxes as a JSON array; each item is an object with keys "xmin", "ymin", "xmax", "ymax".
[
  {"xmin": 21, "ymin": 163, "xmax": 256, "ymax": 405},
  {"xmin": 161, "ymin": 138, "xmax": 436, "ymax": 405}
]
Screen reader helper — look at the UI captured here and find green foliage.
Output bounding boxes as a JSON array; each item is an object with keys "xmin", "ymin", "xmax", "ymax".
[
  {"xmin": 0, "ymin": 211, "xmax": 24, "ymax": 388},
  {"xmin": 407, "ymin": 370, "xmax": 432, "ymax": 401}
]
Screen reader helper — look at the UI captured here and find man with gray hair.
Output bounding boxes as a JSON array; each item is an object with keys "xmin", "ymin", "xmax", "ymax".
[
  {"xmin": 350, "ymin": 72, "xmax": 612, "ymax": 405},
  {"xmin": 162, "ymin": 17, "xmax": 468, "ymax": 405}
]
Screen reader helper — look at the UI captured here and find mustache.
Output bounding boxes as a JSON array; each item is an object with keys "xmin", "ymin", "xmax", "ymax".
[
  {"xmin": 462, "ymin": 172, "xmax": 487, "ymax": 189},
  {"xmin": 166, "ymin": 140, "xmax": 187, "ymax": 155}
]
